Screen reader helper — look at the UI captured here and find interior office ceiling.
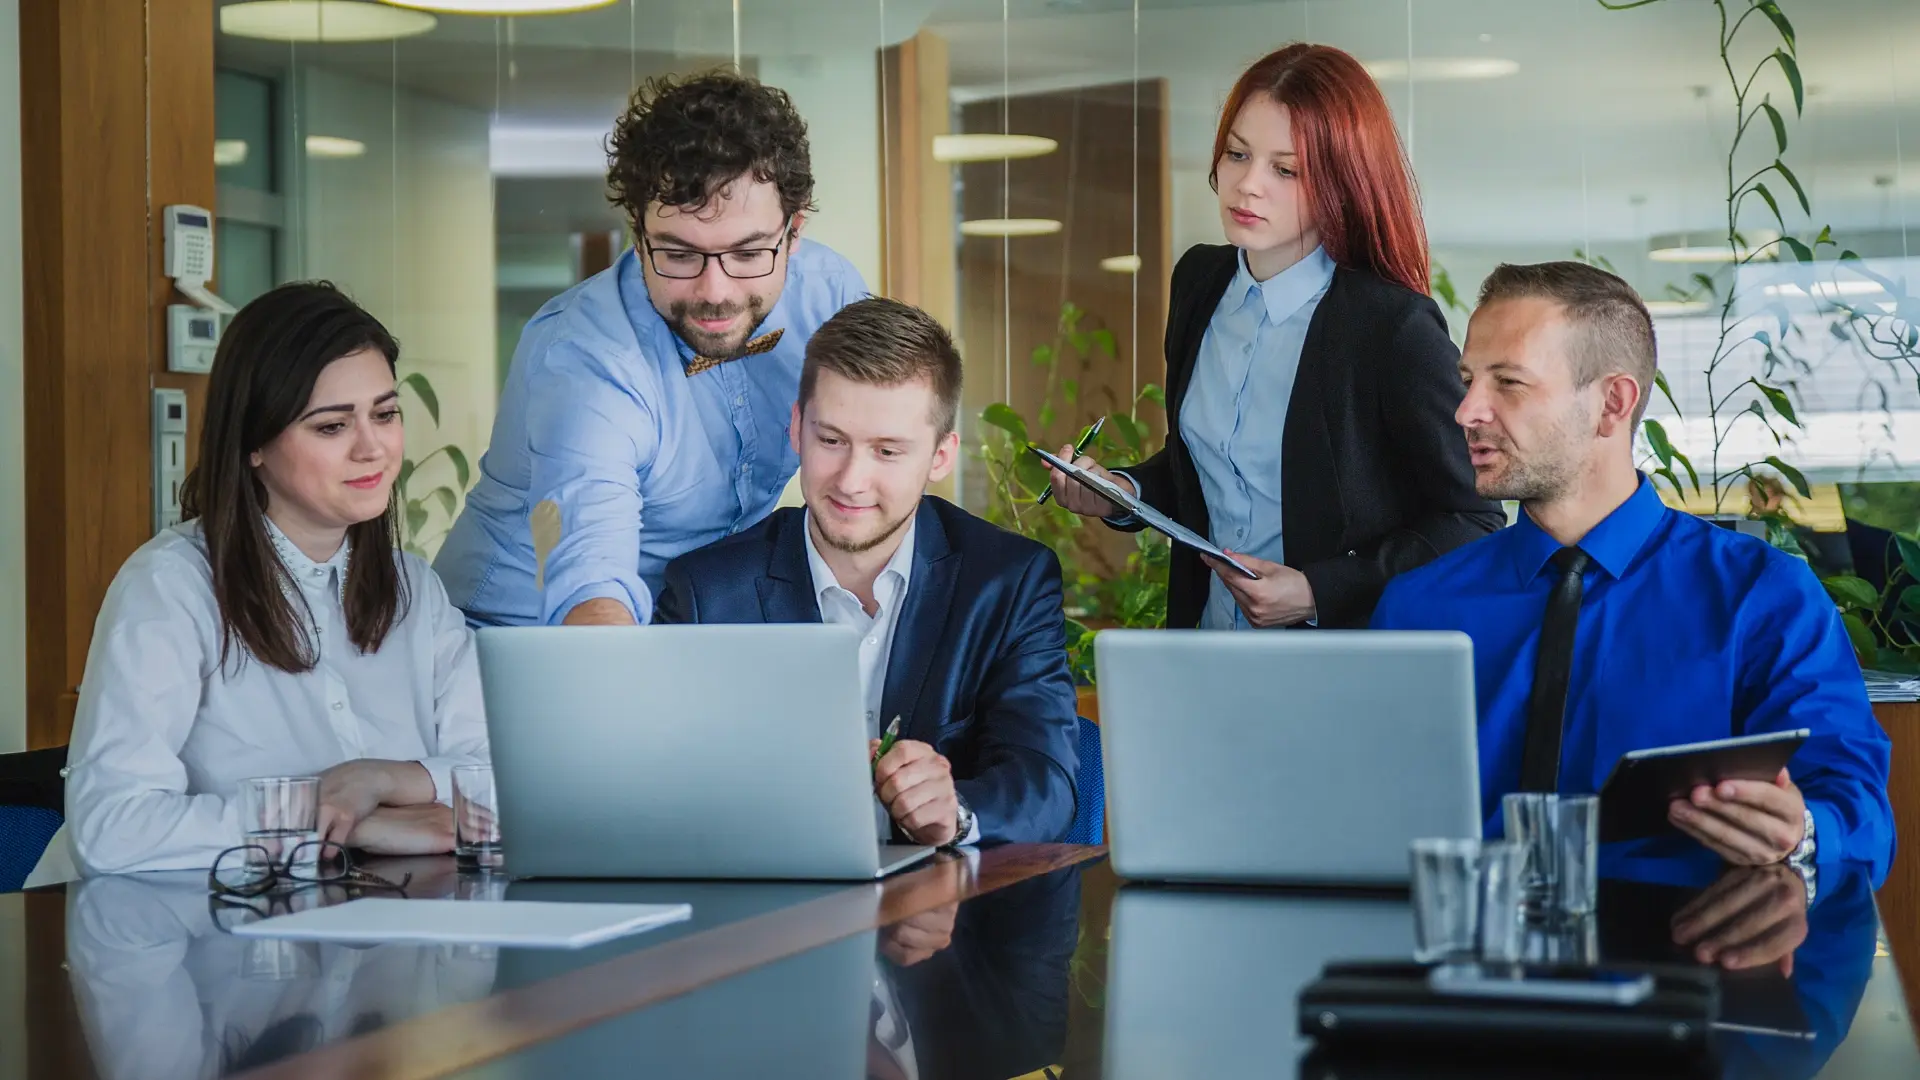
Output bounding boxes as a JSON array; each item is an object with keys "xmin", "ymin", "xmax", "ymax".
[{"xmin": 213, "ymin": 0, "xmax": 1919, "ymax": 247}]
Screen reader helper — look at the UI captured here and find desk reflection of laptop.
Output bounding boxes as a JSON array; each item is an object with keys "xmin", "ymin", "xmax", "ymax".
[{"xmin": 476, "ymin": 624, "xmax": 935, "ymax": 881}]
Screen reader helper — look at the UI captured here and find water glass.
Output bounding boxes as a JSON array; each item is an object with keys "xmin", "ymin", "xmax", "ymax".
[
  {"xmin": 1553, "ymin": 795, "xmax": 1601, "ymax": 918},
  {"xmin": 1476, "ymin": 841, "xmax": 1530, "ymax": 964},
  {"xmin": 1411, "ymin": 838, "xmax": 1527, "ymax": 963},
  {"xmin": 238, "ymin": 776, "xmax": 321, "ymax": 885},
  {"xmin": 1502, "ymin": 792, "xmax": 1558, "ymax": 914},
  {"xmin": 453, "ymin": 764, "xmax": 503, "ymax": 870}
]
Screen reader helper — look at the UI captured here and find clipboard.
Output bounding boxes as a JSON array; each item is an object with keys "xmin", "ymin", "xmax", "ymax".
[{"xmin": 1027, "ymin": 445, "xmax": 1259, "ymax": 579}]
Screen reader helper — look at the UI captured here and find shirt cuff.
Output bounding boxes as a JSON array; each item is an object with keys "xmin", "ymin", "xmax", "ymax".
[
  {"xmin": 548, "ymin": 581, "xmax": 643, "ymax": 626},
  {"xmin": 1805, "ymin": 798, "xmax": 1842, "ymax": 899},
  {"xmin": 1102, "ymin": 469, "xmax": 1142, "ymax": 527},
  {"xmin": 415, "ymin": 757, "xmax": 461, "ymax": 806}
]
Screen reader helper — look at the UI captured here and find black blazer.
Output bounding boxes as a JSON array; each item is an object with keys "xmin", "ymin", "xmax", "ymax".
[{"xmin": 1120, "ymin": 244, "xmax": 1504, "ymax": 629}]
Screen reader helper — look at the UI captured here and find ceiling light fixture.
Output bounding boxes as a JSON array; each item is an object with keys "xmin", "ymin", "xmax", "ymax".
[
  {"xmin": 1644, "ymin": 299, "xmax": 1711, "ymax": 317},
  {"xmin": 214, "ymin": 140, "xmax": 249, "ymax": 167},
  {"xmin": 1764, "ymin": 280, "xmax": 1887, "ymax": 300},
  {"xmin": 1648, "ymin": 229, "xmax": 1780, "ymax": 263},
  {"xmin": 931, "ymin": 134, "xmax": 1058, "ymax": 163},
  {"xmin": 1100, "ymin": 254, "xmax": 1142, "ymax": 274},
  {"xmin": 306, "ymin": 135, "xmax": 368, "ymax": 158},
  {"xmin": 219, "ymin": 1, "xmax": 437, "ymax": 43},
  {"xmin": 959, "ymin": 218, "xmax": 1063, "ymax": 238},
  {"xmin": 385, "ymin": 0, "xmax": 618, "ymax": 14},
  {"xmin": 1361, "ymin": 57, "xmax": 1519, "ymax": 81}
]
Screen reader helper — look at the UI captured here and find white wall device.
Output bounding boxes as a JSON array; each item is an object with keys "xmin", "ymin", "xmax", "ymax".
[
  {"xmin": 163, "ymin": 204, "xmax": 235, "ymax": 316},
  {"xmin": 167, "ymin": 304, "xmax": 220, "ymax": 374},
  {"xmin": 153, "ymin": 389, "xmax": 188, "ymax": 534}
]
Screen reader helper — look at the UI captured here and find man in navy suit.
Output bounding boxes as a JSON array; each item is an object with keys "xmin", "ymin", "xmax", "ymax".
[{"xmin": 654, "ymin": 297, "xmax": 1079, "ymax": 847}]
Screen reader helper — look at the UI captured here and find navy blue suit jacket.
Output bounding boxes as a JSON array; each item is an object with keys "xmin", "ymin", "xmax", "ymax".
[{"xmin": 653, "ymin": 497, "xmax": 1080, "ymax": 844}]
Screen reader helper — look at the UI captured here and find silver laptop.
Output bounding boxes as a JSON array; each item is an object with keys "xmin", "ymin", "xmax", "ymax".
[
  {"xmin": 475, "ymin": 624, "xmax": 935, "ymax": 880},
  {"xmin": 1095, "ymin": 629, "xmax": 1480, "ymax": 885}
]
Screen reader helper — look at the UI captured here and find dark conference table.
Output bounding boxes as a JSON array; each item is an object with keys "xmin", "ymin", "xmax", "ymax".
[{"xmin": 6, "ymin": 844, "xmax": 1917, "ymax": 1079}]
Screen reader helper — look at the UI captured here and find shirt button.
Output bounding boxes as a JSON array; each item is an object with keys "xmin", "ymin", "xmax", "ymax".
[
  {"xmin": 331, "ymin": 701, "xmax": 344, "ymax": 711},
  {"xmin": 866, "ymin": 637, "xmax": 877, "ymax": 646},
  {"xmin": 312, "ymin": 569, "xmax": 324, "ymax": 578},
  {"xmin": 735, "ymin": 394, "xmax": 746, "ymax": 405}
]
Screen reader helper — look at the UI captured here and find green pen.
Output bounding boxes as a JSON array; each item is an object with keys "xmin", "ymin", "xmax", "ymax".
[{"xmin": 872, "ymin": 715, "xmax": 902, "ymax": 771}]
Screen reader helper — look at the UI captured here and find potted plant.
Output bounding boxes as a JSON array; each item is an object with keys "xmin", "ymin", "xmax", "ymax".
[{"xmin": 392, "ymin": 371, "xmax": 473, "ymax": 559}]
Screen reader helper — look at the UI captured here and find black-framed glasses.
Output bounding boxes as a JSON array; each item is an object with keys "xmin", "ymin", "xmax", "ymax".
[
  {"xmin": 209, "ymin": 840, "xmax": 412, "ymax": 900},
  {"xmin": 640, "ymin": 217, "xmax": 793, "ymax": 280}
]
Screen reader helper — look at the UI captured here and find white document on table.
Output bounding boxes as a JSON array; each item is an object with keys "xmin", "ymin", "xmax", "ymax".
[
  {"xmin": 228, "ymin": 899, "xmax": 693, "ymax": 950},
  {"xmin": 1027, "ymin": 445, "xmax": 1259, "ymax": 579}
]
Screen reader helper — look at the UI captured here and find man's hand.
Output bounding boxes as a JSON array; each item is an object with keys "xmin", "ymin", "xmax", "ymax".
[
  {"xmin": 346, "ymin": 804, "xmax": 457, "ymax": 857},
  {"xmin": 1669, "ymin": 768, "xmax": 1807, "ymax": 866},
  {"xmin": 1045, "ymin": 445, "xmax": 1135, "ymax": 519},
  {"xmin": 872, "ymin": 739, "xmax": 959, "ymax": 847},
  {"xmin": 317, "ymin": 760, "xmax": 431, "ymax": 847},
  {"xmin": 880, "ymin": 903, "xmax": 959, "ymax": 967},
  {"xmin": 1201, "ymin": 552, "xmax": 1317, "ymax": 627},
  {"xmin": 1670, "ymin": 864, "xmax": 1809, "ymax": 974},
  {"xmin": 563, "ymin": 597, "xmax": 637, "ymax": 626}
]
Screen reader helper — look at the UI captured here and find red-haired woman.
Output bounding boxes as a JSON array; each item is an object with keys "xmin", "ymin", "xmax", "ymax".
[{"xmin": 1050, "ymin": 43, "xmax": 1503, "ymax": 629}]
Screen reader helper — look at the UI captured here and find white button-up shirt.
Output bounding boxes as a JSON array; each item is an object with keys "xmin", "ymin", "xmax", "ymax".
[{"xmin": 64, "ymin": 519, "xmax": 490, "ymax": 875}]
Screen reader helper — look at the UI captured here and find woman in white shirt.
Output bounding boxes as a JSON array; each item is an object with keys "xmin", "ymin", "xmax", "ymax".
[{"xmin": 65, "ymin": 281, "xmax": 489, "ymax": 875}]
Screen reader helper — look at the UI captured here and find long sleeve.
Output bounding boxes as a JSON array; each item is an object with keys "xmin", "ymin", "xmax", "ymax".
[
  {"xmin": 1737, "ymin": 558, "xmax": 1895, "ymax": 887},
  {"xmin": 414, "ymin": 568, "xmax": 491, "ymax": 804},
  {"xmin": 954, "ymin": 549, "xmax": 1081, "ymax": 844},
  {"xmin": 524, "ymin": 341, "xmax": 660, "ymax": 625},
  {"xmin": 65, "ymin": 552, "xmax": 241, "ymax": 876},
  {"xmin": 1300, "ymin": 297, "xmax": 1504, "ymax": 628}
]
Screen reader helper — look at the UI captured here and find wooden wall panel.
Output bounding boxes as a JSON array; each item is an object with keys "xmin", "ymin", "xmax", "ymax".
[
  {"xmin": 21, "ymin": 0, "xmax": 213, "ymax": 748},
  {"xmin": 1873, "ymin": 701, "xmax": 1920, "ymax": 1012}
]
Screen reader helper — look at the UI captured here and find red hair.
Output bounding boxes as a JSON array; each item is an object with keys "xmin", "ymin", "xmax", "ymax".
[{"xmin": 1212, "ymin": 43, "xmax": 1430, "ymax": 295}]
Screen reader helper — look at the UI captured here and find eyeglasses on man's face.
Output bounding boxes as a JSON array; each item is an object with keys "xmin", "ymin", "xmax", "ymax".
[
  {"xmin": 208, "ymin": 839, "xmax": 412, "ymax": 900},
  {"xmin": 641, "ymin": 217, "xmax": 794, "ymax": 280}
]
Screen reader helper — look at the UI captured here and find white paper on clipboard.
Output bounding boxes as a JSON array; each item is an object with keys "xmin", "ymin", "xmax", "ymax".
[{"xmin": 1027, "ymin": 446, "xmax": 1260, "ymax": 579}]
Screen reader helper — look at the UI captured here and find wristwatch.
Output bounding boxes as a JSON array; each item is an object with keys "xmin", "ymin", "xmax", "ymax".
[
  {"xmin": 948, "ymin": 795, "xmax": 975, "ymax": 848},
  {"xmin": 1785, "ymin": 807, "xmax": 1817, "ymax": 904}
]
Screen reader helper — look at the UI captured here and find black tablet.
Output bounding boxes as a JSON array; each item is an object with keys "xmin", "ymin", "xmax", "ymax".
[{"xmin": 1597, "ymin": 728, "xmax": 1810, "ymax": 843}]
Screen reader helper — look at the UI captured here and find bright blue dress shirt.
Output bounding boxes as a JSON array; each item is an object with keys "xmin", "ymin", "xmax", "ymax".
[
  {"xmin": 1372, "ymin": 475, "xmax": 1895, "ymax": 887},
  {"xmin": 1180, "ymin": 246, "xmax": 1333, "ymax": 630},
  {"xmin": 434, "ymin": 242, "xmax": 866, "ymax": 626}
]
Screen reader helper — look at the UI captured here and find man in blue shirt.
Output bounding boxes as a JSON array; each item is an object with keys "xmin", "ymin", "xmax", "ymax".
[
  {"xmin": 1372, "ymin": 261, "xmax": 1894, "ymax": 886},
  {"xmin": 435, "ymin": 72, "xmax": 866, "ymax": 626}
]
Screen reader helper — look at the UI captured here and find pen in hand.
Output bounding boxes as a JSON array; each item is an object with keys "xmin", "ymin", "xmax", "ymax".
[
  {"xmin": 1037, "ymin": 417, "xmax": 1106, "ymax": 506},
  {"xmin": 871, "ymin": 715, "xmax": 902, "ymax": 775}
]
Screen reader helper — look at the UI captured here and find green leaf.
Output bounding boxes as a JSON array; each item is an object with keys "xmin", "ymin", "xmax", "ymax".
[
  {"xmin": 1030, "ymin": 343, "xmax": 1056, "ymax": 369},
  {"xmin": 1432, "ymin": 266, "xmax": 1462, "ymax": 313},
  {"xmin": 405, "ymin": 500, "xmax": 429, "ymax": 538},
  {"xmin": 1758, "ymin": 100, "xmax": 1788, "ymax": 156},
  {"xmin": 1137, "ymin": 384, "xmax": 1166, "ymax": 408},
  {"xmin": 1653, "ymin": 465, "xmax": 1684, "ymax": 499},
  {"xmin": 1897, "ymin": 534, "xmax": 1920, "ymax": 582},
  {"xmin": 1823, "ymin": 575, "xmax": 1880, "ymax": 609},
  {"xmin": 1038, "ymin": 402, "xmax": 1056, "ymax": 431},
  {"xmin": 1062, "ymin": 379, "xmax": 1079, "ymax": 406},
  {"xmin": 980, "ymin": 403, "xmax": 1029, "ymax": 446},
  {"xmin": 1900, "ymin": 585, "xmax": 1920, "ymax": 617},
  {"xmin": 1090, "ymin": 329, "xmax": 1117, "ymax": 358},
  {"xmin": 396, "ymin": 458, "xmax": 417, "ymax": 495},
  {"xmin": 1068, "ymin": 331, "xmax": 1091, "ymax": 356},
  {"xmin": 1841, "ymin": 612, "xmax": 1878, "ymax": 665},
  {"xmin": 1814, "ymin": 224, "xmax": 1833, "ymax": 248},
  {"xmin": 1643, "ymin": 417, "xmax": 1678, "ymax": 467},
  {"xmin": 430, "ymin": 486, "xmax": 458, "ymax": 520},
  {"xmin": 1757, "ymin": 1, "xmax": 1796, "ymax": 54},
  {"xmin": 1772, "ymin": 49, "xmax": 1804, "ymax": 115},
  {"xmin": 442, "ymin": 445, "xmax": 471, "ymax": 491},
  {"xmin": 399, "ymin": 372, "xmax": 440, "ymax": 427},
  {"xmin": 1773, "ymin": 161, "xmax": 1811, "ymax": 215},
  {"xmin": 1756, "ymin": 381, "xmax": 1800, "ymax": 426},
  {"xmin": 1112, "ymin": 412, "xmax": 1145, "ymax": 455},
  {"xmin": 1750, "ymin": 182, "xmax": 1785, "ymax": 232},
  {"xmin": 1781, "ymin": 235, "xmax": 1813, "ymax": 263},
  {"xmin": 1765, "ymin": 455, "xmax": 1810, "ymax": 498},
  {"xmin": 1012, "ymin": 451, "xmax": 1051, "ymax": 496}
]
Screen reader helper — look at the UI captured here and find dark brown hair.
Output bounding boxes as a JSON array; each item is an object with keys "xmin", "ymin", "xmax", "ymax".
[
  {"xmin": 606, "ymin": 70, "xmax": 816, "ymax": 228},
  {"xmin": 799, "ymin": 298, "xmax": 963, "ymax": 436},
  {"xmin": 1477, "ymin": 261, "xmax": 1659, "ymax": 427},
  {"xmin": 1211, "ymin": 43, "xmax": 1430, "ymax": 294},
  {"xmin": 179, "ymin": 281, "xmax": 410, "ymax": 675}
]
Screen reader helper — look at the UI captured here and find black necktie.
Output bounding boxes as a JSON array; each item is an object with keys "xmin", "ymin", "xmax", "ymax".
[{"xmin": 1519, "ymin": 547, "xmax": 1591, "ymax": 792}]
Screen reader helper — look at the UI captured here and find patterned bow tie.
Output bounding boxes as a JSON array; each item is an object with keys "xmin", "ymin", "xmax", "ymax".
[{"xmin": 684, "ymin": 328, "xmax": 784, "ymax": 377}]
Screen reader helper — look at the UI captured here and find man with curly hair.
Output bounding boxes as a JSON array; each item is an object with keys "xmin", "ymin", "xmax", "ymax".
[{"xmin": 437, "ymin": 71, "xmax": 868, "ymax": 627}]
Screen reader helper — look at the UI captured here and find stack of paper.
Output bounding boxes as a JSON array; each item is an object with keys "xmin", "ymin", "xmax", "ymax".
[
  {"xmin": 229, "ymin": 899, "xmax": 692, "ymax": 950},
  {"xmin": 1864, "ymin": 670, "xmax": 1920, "ymax": 703}
]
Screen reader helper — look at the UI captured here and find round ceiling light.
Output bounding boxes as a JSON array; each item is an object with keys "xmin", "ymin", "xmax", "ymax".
[
  {"xmin": 214, "ymin": 140, "xmax": 249, "ymax": 167},
  {"xmin": 1361, "ymin": 57, "xmax": 1519, "ymax": 81},
  {"xmin": 959, "ymin": 218, "xmax": 1063, "ymax": 238},
  {"xmin": 1647, "ymin": 229, "xmax": 1780, "ymax": 263},
  {"xmin": 306, "ymin": 135, "xmax": 368, "ymax": 158},
  {"xmin": 1100, "ymin": 254, "xmax": 1142, "ymax": 274},
  {"xmin": 220, "ymin": 1, "xmax": 437, "ymax": 43},
  {"xmin": 931, "ymin": 134, "xmax": 1058, "ymax": 163},
  {"xmin": 385, "ymin": 0, "xmax": 618, "ymax": 12}
]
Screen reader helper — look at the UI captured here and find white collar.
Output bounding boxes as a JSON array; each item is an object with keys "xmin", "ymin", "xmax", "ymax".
[
  {"xmin": 802, "ymin": 509, "xmax": 917, "ymax": 609},
  {"xmin": 264, "ymin": 516, "xmax": 352, "ymax": 586}
]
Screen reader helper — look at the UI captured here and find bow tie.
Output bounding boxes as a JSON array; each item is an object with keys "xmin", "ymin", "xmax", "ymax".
[{"xmin": 685, "ymin": 328, "xmax": 784, "ymax": 377}]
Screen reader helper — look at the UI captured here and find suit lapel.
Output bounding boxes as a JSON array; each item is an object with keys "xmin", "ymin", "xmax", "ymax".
[
  {"xmin": 757, "ymin": 510, "xmax": 824, "ymax": 624},
  {"xmin": 1283, "ymin": 268, "xmax": 1347, "ymax": 550},
  {"xmin": 879, "ymin": 501, "xmax": 956, "ymax": 742}
]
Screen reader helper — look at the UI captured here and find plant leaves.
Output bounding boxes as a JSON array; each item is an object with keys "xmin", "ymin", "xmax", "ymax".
[
  {"xmin": 1765, "ymin": 455, "xmax": 1810, "ymax": 498},
  {"xmin": 431, "ymin": 486, "xmax": 458, "ymax": 520},
  {"xmin": 1012, "ymin": 451, "xmax": 1051, "ymax": 496},
  {"xmin": 1773, "ymin": 160, "xmax": 1811, "ymax": 215},
  {"xmin": 1897, "ymin": 534, "xmax": 1920, "ymax": 582},
  {"xmin": 1759, "ymin": 100, "xmax": 1788, "ymax": 155},
  {"xmin": 441, "ymin": 445, "xmax": 471, "ymax": 490},
  {"xmin": 405, "ymin": 500, "xmax": 429, "ymax": 538},
  {"xmin": 1670, "ymin": 445, "xmax": 1700, "ymax": 493},
  {"xmin": 1653, "ymin": 370, "xmax": 1681, "ymax": 415},
  {"xmin": 1030, "ymin": 343, "xmax": 1055, "ymax": 369},
  {"xmin": 980, "ymin": 403, "xmax": 1029, "ymax": 446},
  {"xmin": 1781, "ymin": 235, "xmax": 1813, "ymax": 263},
  {"xmin": 1758, "ymin": 2, "xmax": 1796, "ymax": 54},
  {"xmin": 1756, "ymin": 381, "xmax": 1800, "ymax": 426},
  {"xmin": 1643, "ymin": 417, "xmax": 1677, "ymax": 466},
  {"xmin": 1823, "ymin": 575, "xmax": 1880, "ymax": 609},
  {"xmin": 399, "ymin": 372, "xmax": 440, "ymax": 427},
  {"xmin": 1137, "ymin": 383, "xmax": 1166, "ymax": 408},
  {"xmin": 1090, "ymin": 329, "xmax": 1117, "ymax": 358},
  {"xmin": 1900, "ymin": 585, "xmax": 1920, "ymax": 617},
  {"xmin": 1750, "ymin": 182, "xmax": 1785, "ymax": 232},
  {"xmin": 396, "ymin": 458, "xmax": 417, "ymax": 495},
  {"xmin": 1841, "ymin": 612, "xmax": 1878, "ymax": 666},
  {"xmin": 1038, "ymin": 402, "xmax": 1056, "ymax": 431},
  {"xmin": 1772, "ymin": 49, "xmax": 1804, "ymax": 115}
]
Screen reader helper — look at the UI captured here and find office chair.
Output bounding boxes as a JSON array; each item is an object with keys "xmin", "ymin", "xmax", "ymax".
[
  {"xmin": 1065, "ymin": 717, "xmax": 1104, "ymax": 846},
  {"xmin": 0, "ymin": 745, "xmax": 68, "ymax": 892}
]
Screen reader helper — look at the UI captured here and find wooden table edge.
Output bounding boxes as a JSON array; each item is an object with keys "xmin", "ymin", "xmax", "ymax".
[{"xmin": 232, "ymin": 842, "xmax": 1107, "ymax": 1080}]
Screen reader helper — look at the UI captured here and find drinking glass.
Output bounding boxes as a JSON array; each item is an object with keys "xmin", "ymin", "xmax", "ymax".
[
  {"xmin": 237, "ymin": 776, "xmax": 321, "ymax": 886},
  {"xmin": 453, "ymin": 764, "xmax": 503, "ymax": 870},
  {"xmin": 1410, "ymin": 839, "xmax": 1484, "ymax": 963}
]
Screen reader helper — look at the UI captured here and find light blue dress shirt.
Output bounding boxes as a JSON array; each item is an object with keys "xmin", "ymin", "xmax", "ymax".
[
  {"xmin": 1181, "ymin": 246, "xmax": 1335, "ymax": 629},
  {"xmin": 434, "ymin": 242, "xmax": 867, "ymax": 626}
]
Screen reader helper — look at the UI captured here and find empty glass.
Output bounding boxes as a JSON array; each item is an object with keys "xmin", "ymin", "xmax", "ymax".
[
  {"xmin": 453, "ymin": 764, "xmax": 503, "ymax": 870},
  {"xmin": 237, "ymin": 776, "xmax": 320, "ymax": 886},
  {"xmin": 1477, "ymin": 842, "xmax": 1530, "ymax": 963},
  {"xmin": 1502, "ymin": 792, "xmax": 1601, "ymax": 923},
  {"xmin": 1502, "ymin": 792, "xmax": 1558, "ymax": 914},
  {"xmin": 1410, "ymin": 838, "xmax": 1525, "ymax": 964}
]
